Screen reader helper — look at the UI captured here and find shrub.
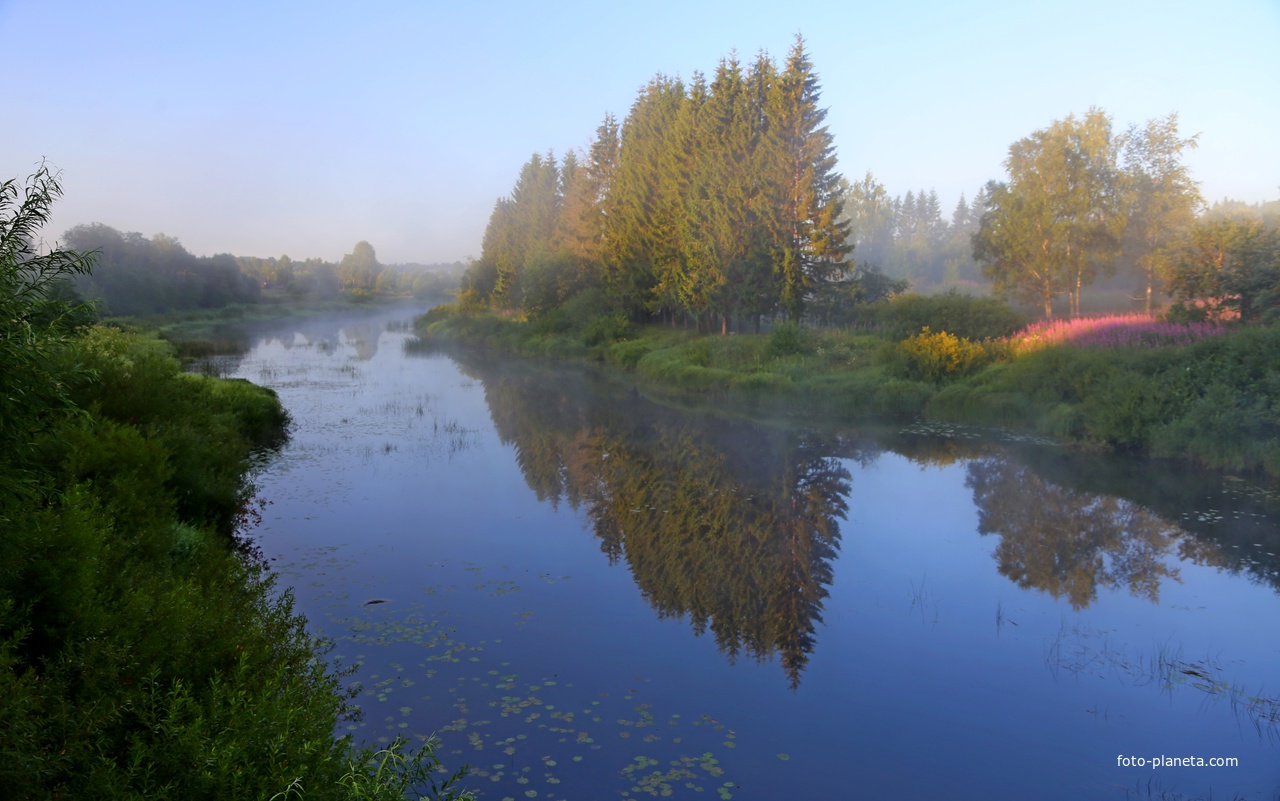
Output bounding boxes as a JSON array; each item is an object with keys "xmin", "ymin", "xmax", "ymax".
[
  {"xmin": 896, "ymin": 327, "xmax": 991, "ymax": 384},
  {"xmin": 583, "ymin": 313, "xmax": 633, "ymax": 346},
  {"xmin": 866, "ymin": 291, "xmax": 1026, "ymax": 341},
  {"xmin": 768, "ymin": 321, "xmax": 812, "ymax": 357}
]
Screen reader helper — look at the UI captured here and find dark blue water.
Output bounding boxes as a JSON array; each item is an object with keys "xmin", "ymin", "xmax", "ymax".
[{"xmin": 224, "ymin": 309, "xmax": 1280, "ymax": 800}]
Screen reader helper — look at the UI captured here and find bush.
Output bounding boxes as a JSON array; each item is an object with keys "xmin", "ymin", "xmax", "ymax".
[
  {"xmin": 865, "ymin": 291, "xmax": 1026, "ymax": 341},
  {"xmin": 583, "ymin": 313, "xmax": 633, "ymax": 346},
  {"xmin": 768, "ymin": 321, "xmax": 812, "ymax": 357},
  {"xmin": 895, "ymin": 327, "xmax": 992, "ymax": 384}
]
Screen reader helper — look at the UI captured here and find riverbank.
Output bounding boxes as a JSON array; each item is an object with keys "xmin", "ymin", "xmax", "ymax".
[
  {"xmin": 104, "ymin": 291, "xmax": 446, "ymax": 359},
  {"xmin": 1, "ymin": 324, "xmax": 468, "ymax": 799},
  {"xmin": 415, "ymin": 303, "xmax": 1280, "ymax": 479}
]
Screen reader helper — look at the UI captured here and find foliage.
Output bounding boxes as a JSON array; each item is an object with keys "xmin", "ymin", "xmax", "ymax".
[
  {"xmin": 338, "ymin": 241, "xmax": 381, "ymax": 291},
  {"xmin": 1120, "ymin": 113, "xmax": 1202, "ymax": 313},
  {"xmin": 974, "ymin": 108, "xmax": 1125, "ymax": 318},
  {"xmin": 466, "ymin": 37, "xmax": 849, "ymax": 329},
  {"xmin": 1166, "ymin": 216, "xmax": 1280, "ymax": 323},
  {"xmin": 64, "ymin": 223, "xmax": 261, "ymax": 315},
  {"xmin": 864, "ymin": 290, "xmax": 1026, "ymax": 341},
  {"xmin": 767, "ymin": 320, "xmax": 813, "ymax": 357},
  {"xmin": 805, "ymin": 263, "xmax": 909, "ymax": 326},
  {"xmin": 840, "ymin": 173, "xmax": 990, "ymax": 286},
  {"xmin": 0, "ymin": 164, "xmax": 97, "ymax": 477},
  {"xmin": 336, "ymin": 738, "xmax": 473, "ymax": 801},
  {"xmin": 583, "ymin": 312, "xmax": 633, "ymax": 346},
  {"xmin": 894, "ymin": 327, "xmax": 991, "ymax": 384}
]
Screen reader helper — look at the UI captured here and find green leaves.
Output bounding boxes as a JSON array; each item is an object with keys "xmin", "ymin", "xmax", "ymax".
[{"xmin": 975, "ymin": 108, "xmax": 1125, "ymax": 318}]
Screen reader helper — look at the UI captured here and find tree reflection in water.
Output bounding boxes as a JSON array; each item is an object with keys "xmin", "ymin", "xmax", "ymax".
[
  {"xmin": 473, "ymin": 362, "xmax": 851, "ymax": 687},
  {"xmin": 424, "ymin": 348, "xmax": 1275, "ymax": 685},
  {"xmin": 966, "ymin": 456, "xmax": 1183, "ymax": 609}
]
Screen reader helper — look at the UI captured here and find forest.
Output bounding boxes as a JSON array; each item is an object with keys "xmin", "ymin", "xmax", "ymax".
[
  {"xmin": 61, "ymin": 223, "xmax": 463, "ymax": 317},
  {"xmin": 458, "ymin": 37, "xmax": 1279, "ymax": 331}
]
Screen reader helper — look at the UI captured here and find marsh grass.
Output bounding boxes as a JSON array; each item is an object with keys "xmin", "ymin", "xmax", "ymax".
[{"xmin": 1046, "ymin": 622, "xmax": 1280, "ymax": 741}]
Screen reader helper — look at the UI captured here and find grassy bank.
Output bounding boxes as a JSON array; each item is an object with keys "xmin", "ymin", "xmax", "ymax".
[
  {"xmin": 415, "ymin": 302, "xmax": 1280, "ymax": 478},
  {"xmin": 1, "ymin": 326, "xmax": 471, "ymax": 800}
]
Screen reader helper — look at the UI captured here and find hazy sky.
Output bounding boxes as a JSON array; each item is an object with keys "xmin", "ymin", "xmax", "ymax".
[{"xmin": 4, "ymin": 0, "xmax": 1277, "ymax": 264}]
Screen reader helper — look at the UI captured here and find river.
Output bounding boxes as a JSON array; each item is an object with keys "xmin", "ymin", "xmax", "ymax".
[{"xmin": 211, "ymin": 307, "xmax": 1280, "ymax": 800}]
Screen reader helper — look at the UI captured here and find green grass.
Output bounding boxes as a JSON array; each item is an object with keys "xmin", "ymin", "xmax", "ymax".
[{"xmin": 417, "ymin": 304, "xmax": 1280, "ymax": 478}]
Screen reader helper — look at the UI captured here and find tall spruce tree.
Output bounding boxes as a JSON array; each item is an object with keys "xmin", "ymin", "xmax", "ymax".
[
  {"xmin": 605, "ymin": 75, "xmax": 686, "ymax": 318},
  {"xmin": 761, "ymin": 36, "xmax": 850, "ymax": 321},
  {"xmin": 700, "ymin": 54, "xmax": 755, "ymax": 333}
]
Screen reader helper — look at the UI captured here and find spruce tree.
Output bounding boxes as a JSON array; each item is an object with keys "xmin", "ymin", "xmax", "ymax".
[{"xmin": 761, "ymin": 36, "xmax": 850, "ymax": 321}]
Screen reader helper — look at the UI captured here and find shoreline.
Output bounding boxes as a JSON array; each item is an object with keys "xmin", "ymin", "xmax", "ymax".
[{"xmin": 413, "ymin": 304, "xmax": 1280, "ymax": 481}]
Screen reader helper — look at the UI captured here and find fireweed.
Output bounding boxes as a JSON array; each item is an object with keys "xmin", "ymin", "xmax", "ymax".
[{"xmin": 1009, "ymin": 314, "xmax": 1225, "ymax": 354}]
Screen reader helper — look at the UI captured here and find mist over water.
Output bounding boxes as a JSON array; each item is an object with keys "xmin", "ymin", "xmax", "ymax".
[{"xmin": 220, "ymin": 307, "xmax": 1280, "ymax": 799}]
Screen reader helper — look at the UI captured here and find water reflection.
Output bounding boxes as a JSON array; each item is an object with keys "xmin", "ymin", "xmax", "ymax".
[
  {"xmin": 966, "ymin": 456, "xmax": 1182, "ymax": 609},
  {"xmin": 419, "ymin": 342, "xmax": 1280, "ymax": 692},
  {"xmin": 466, "ymin": 357, "xmax": 855, "ymax": 687}
]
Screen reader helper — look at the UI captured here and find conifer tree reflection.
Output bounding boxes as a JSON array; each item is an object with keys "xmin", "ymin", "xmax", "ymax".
[
  {"xmin": 471, "ymin": 363, "xmax": 850, "ymax": 687},
  {"xmin": 965, "ymin": 456, "xmax": 1182, "ymax": 609}
]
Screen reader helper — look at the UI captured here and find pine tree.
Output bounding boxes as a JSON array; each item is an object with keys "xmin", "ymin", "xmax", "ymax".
[
  {"xmin": 739, "ymin": 50, "xmax": 780, "ymax": 331},
  {"xmin": 840, "ymin": 172, "xmax": 896, "ymax": 273},
  {"xmin": 699, "ymin": 54, "xmax": 756, "ymax": 333}
]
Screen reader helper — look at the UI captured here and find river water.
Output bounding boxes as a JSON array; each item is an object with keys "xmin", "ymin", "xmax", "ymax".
[{"xmin": 215, "ymin": 307, "xmax": 1280, "ymax": 800}]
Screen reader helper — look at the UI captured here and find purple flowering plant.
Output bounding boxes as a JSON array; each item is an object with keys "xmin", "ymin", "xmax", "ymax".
[{"xmin": 1008, "ymin": 313, "xmax": 1224, "ymax": 354}]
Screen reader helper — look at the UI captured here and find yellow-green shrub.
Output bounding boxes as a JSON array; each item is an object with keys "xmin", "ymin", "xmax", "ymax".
[{"xmin": 897, "ymin": 327, "xmax": 991, "ymax": 384}]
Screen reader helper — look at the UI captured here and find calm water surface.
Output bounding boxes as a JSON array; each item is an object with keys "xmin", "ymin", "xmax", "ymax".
[{"xmin": 219, "ymin": 308, "xmax": 1280, "ymax": 800}]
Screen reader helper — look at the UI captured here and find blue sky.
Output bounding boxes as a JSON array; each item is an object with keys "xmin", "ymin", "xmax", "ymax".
[{"xmin": 3, "ymin": 0, "xmax": 1277, "ymax": 264}]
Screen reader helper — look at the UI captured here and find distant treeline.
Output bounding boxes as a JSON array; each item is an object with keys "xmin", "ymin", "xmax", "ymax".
[
  {"xmin": 841, "ymin": 174, "xmax": 989, "ymax": 287},
  {"xmin": 62, "ymin": 224, "xmax": 463, "ymax": 317},
  {"xmin": 844, "ymin": 174, "xmax": 1280, "ymax": 310}
]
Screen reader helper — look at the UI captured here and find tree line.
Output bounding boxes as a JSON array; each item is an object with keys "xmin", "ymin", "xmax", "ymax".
[
  {"xmin": 62, "ymin": 225, "xmax": 463, "ymax": 315},
  {"xmin": 464, "ymin": 39, "xmax": 1277, "ymax": 327},
  {"xmin": 463, "ymin": 36, "xmax": 852, "ymax": 333},
  {"xmin": 973, "ymin": 108, "xmax": 1280, "ymax": 321},
  {"xmin": 841, "ymin": 174, "xmax": 990, "ymax": 288}
]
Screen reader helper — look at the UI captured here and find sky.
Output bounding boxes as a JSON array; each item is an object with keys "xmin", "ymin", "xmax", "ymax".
[{"xmin": 3, "ymin": 0, "xmax": 1278, "ymax": 265}]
